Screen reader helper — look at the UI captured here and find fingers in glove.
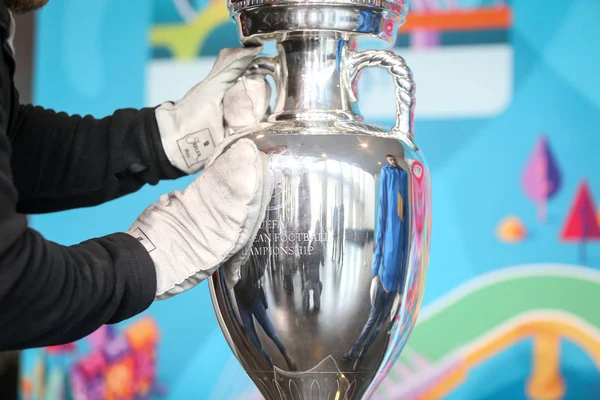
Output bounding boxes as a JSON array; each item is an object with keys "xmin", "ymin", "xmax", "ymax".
[
  {"xmin": 155, "ymin": 46, "xmax": 263, "ymax": 175},
  {"xmin": 222, "ymin": 149, "xmax": 272, "ymax": 289},
  {"xmin": 224, "ymin": 74, "xmax": 272, "ymax": 130},
  {"xmin": 203, "ymin": 46, "xmax": 264, "ymax": 92},
  {"xmin": 163, "ymin": 46, "xmax": 262, "ymax": 110},
  {"xmin": 188, "ymin": 138, "xmax": 266, "ymax": 259},
  {"xmin": 135, "ymin": 138, "xmax": 269, "ymax": 300}
]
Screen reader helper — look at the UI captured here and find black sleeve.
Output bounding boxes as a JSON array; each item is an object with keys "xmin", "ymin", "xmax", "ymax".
[
  {"xmin": 0, "ymin": 132, "xmax": 158, "ymax": 349},
  {"xmin": 0, "ymin": 61, "xmax": 157, "ymax": 352},
  {"xmin": 8, "ymin": 104, "xmax": 184, "ymax": 214}
]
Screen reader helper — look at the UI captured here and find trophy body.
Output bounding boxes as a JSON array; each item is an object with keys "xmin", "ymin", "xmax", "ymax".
[{"xmin": 210, "ymin": 1, "xmax": 431, "ymax": 399}]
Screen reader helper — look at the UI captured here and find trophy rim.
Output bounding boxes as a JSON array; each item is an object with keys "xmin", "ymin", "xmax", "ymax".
[
  {"xmin": 228, "ymin": 0, "xmax": 409, "ymax": 17},
  {"xmin": 227, "ymin": 0, "xmax": 409, "ymax": 43}
]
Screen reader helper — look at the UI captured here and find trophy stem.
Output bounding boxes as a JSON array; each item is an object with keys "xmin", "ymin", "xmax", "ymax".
[{"xmin": 269, "ymin": 35, "xmax": 361, "ymax": 122}]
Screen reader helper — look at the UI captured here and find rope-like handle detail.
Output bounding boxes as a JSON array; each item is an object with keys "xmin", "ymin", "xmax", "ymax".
[{"xmin": 346, "ymin": 50, "xmax": 416, "ymax": 140}]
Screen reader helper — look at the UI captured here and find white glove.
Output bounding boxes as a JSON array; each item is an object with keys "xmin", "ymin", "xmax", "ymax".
[
  {"xmin": 370, "ymin": 276, "xmax": 379, "ymax": 305},
  {"xmin": 224, "ymin": 73, "xmax": 271, "ymax": 131},
  {"xmin": 156, "ymin": 46, "xmax": 271, "ymax": 174},
  {"xmin": 126, "ymin": 138, "xmax": 271, "ymax": 300}
]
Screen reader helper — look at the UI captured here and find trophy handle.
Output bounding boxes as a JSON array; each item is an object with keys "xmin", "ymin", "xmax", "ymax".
[
  {"xmin": 244, "ymin": 55, "xmax": 280, "ymax": 104},
  {"xmin": 346, "ymin": 50, "xmax": 416, "ymax": 140},
  {"xmin": 246, "ymin": 56, "xmax": 279, "ymax": 78}
]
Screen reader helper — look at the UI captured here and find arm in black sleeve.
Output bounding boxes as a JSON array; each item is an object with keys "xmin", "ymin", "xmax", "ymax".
[
  {"xmin": 8, "ymin": 104, "xmax": 184, "ymax": 214},
  {"xmin": 0, "ymin": 128, "xmax": 157, "ymax": 350},
  {"xmin": 0, "ymin": 57, "xmax": 157, "ymax": 351}
]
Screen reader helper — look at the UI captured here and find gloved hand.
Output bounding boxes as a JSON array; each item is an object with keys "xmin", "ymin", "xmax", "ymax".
[
  {"xmin": 224, "ymin": 73, "xmax": 271, "ymax": 132},
  {"xmin": 126, "ymin": 138, "xmax": 272, "ymax": 300},
  {"xmin": 156, "ymin": 46, "xmax": 271, "ymax": 175},
  {"xmin": 370, "ymin": 276, "xmax": 379, "ymax": 305}
]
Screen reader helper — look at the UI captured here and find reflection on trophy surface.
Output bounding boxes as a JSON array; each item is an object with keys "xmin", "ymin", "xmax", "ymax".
[{"xmin": 209, "ymin": 0, "xmax": 432, "ymax": 398}]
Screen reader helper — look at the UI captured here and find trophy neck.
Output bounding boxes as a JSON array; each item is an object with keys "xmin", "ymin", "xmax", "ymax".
[
  {"xmin": 269, "ymin": 35, "xmax": 360, "ymax": 122},
  {"xmin": 229, "ymin": 0, "xmax": 409, "ymax": 124}
]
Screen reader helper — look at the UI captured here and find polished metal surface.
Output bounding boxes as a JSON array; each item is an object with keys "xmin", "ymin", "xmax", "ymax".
[
  {"xmin": 211, "ymin": 129, "xmax": 429, "ymax": 399},
  {"xmin": 210, "ymin": 3, "xmax": 430, "ymax": 399},
  {"xmin": 247, "ymin": 37, "xmax": 416, "ymax": 142},
  {"xmin": 346, "ymin": 50, "xmax": 415, "ymax": 140},
  {"xmin": 228, "ymin": 0, "xmax": 408, "ymax": 43}
]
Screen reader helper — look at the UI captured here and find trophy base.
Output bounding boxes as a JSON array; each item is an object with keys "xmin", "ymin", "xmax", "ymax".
[{"xmin": 249, "ymin": 355, "xmax": 394, "ymax": 400}]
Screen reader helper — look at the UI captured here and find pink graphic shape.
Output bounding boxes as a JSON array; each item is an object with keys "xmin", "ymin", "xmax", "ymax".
[
  {"xmin": 75, "ymin": 349, "xmax": 107, "ymax": 380},
  {"xmin": 410, "ymin": 30, "xmax": 441, "ymax": 48},
  {"xmin": 45, "ymin": 343, "xmax": 76, "ymax": 355},
  {"xmin": 409, "ymin": 0, "xmax": 441, "ymax": 48},
  {"xmin": 521, "ymin": 135, "xmax": 561, "ymax": 222},
  {"xmin": 560, "ymin": 180, "xmax": 600, "ymax": 264},
  {"xmin": 133, "ymin": 349, "xmax": 156, "ymax": 383},
  {"xmin": 88, "ymin": 325, "xmax": 116, "ymax": 349},
  {"xmin": 64, "ymin": 318, "xmax": 165, "ymax": 400},
  {"xmin": 411, "ymin": 160, "xmax": 427, "ymax": 235},
  {"xmin": 103, "ymin": 335, "xmax": 130, "ymax": 363}
]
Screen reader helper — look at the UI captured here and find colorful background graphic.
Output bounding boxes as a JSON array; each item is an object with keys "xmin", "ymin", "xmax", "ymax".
[{"xmin": 20, "ymin": 0, "xmax": 600, "ymax": 399}]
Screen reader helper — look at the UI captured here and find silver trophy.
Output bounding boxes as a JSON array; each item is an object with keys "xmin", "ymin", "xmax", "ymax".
[{"xmin": 209, "ymin": 0, "xmax": 431, "ymax": 398}]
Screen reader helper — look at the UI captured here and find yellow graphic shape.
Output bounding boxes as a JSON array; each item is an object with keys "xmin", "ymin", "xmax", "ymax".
[
  {"xmin": 150, "ymin": 4, "xmax": 231, "ymax": 60},
  {"xmin": 417, "ymin": 312, "xmax": 600, "ymax": 400},
  {"xmin": 497, "ymin": 215, "xmax": 526, "ymax": 243},
  {"xmin": 398, "ymin": 193, "xmax": 404, "ymax": 220},
  {"xmin": 528, "ymin": 331, "xmax": 564, "ymax": 400}
]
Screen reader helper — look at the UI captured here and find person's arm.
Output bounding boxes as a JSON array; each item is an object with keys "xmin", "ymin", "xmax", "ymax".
[
  {"xmin": 8, "ymin": 46, "xmax": 269, "ymax": 215},
  {"xmin": 0, "ymin": 44, "xmax": 271, "ymax": 350},
  {"xmin": 8, "ymin": 104, "xmax": 183, "ymax": 214},
  {"xmin": 0, "ymin": 131, "xmax": 271, "ymax": 352},
  {"xmin": 0, "ymin": 113, "xmax": 157, "ymax": 351},
  {"xmin": 0, "ymin": 3, "xmax": 158, "ymax": 351}
]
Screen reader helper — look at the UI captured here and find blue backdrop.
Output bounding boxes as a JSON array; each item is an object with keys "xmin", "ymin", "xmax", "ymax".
[{"xmin": 20, "ymin": 0, "xmax": 600, "ymax": 399}]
